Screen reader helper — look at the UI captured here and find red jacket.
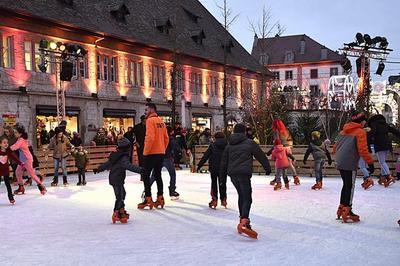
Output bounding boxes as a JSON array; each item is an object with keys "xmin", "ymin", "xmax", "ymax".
[
  {"xmin": 272, "ymin": 144, "xmax": 291, "ymax": 169},
  {"xmin": 0, "ymin": 148, "xmax": 22, "ymax": 176}
]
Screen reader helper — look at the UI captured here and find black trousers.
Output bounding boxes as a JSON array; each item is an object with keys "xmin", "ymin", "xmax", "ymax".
[
  {"xmin": 112, "ymin": 184, "xmax": 126, "ymax": 211},
  {"xmin": 339, "ymin": 170, "xmax": 356, "ymax": 207},
  {"xmin": 1, "ymin": 175, "xmax": 14, "ymax": 201},
  {"xmin": 143, "ymin": 154, "xmax": 164, "ymax": 197},
  {"xmin": 210, "ymin": 172, "xmax": 227, "ymax": 200},
  {"xmin": 231, "ymin": 176, "xmax": 252, "ymax": 219},
  {"xmin": 137, "ymin": 148, "xmax": 144, "ymax": 167},
  {"xmin": 77, "ymin": 168, "xmax": 86, "ymax": 182}
]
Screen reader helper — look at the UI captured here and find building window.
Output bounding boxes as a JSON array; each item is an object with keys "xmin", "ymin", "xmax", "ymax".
[
  {"xmin": 330, "ymin": 67, "xmax": 338, "ymax": 77},
  {"xmin": 284, "ymin": 51, "xmax": 294, "ymax": 63},
  {"xmin": 213, "ymin": 77, "xmax": 219, "ymax": 96},
  {"xmin": 79, "ymin": 58, "xmax": 88, "ymax": 79},
  {"xmin": 190, "ymin": 72, "xmax": 201, "ymax": 94},
  {"xmin": 124, "ymin": 59, "xmax": 130, "ymax": 84},
  {"xmin": 110, "ymin": 57, "xmax": 117, "ymax": 83},
  {"xmin": 72, "ymin": 60, "xmax": 78, "ymax": 78},
  {"xmin": 273, "ymin": 71, "xmax": 280, "ymax": 80},
  {"xmin": 24, "ymin": 41, "xmax": 32, "ymax": 71},
  {"xmin": 310, "ymin": 85, "xmax": 320, "ymax": 97},
  {"xmin": 138, "ymin": 62, "xmax": 144, "ymax": 86},
  {"xmin": 103, "ymin": 56, "xmax": 109, "ymax": 81},
  {"xmin": 96, "ymin": 54, "xmax": 102, "ymax": 80},
  {"xmin": 285, "ymin": 70, "xmax": 293, "ymax": 80},
  {"xmin": 310, "ymin": 69, "xmax": 318, "ymax": 79},
  {"xmin": 1, "ymin": 35, "xmax": 14, "ymax": 68},
  {"xmin": 177, "ymin": 69, "xmax": 184, "ymax": 92}
]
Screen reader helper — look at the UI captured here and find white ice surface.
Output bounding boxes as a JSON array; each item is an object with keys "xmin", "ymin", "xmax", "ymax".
[{"xmin": 0, "ymin": 170, "xmax": 399, "ymax": 266}]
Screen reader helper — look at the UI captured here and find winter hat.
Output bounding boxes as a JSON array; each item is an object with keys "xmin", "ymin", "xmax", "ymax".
[
  {"xmin": 351, "ymin": 111, "xmax": 366, "ymax": 123},
  {"xmin": 117, "ymin": 137, "xmax": 131, "ymax": 149},
  {"xmin": 274, "ymin": 138, "xmax": 282, "ymax": 146},
  {"xmin": 233, "ymin": 123, "xmax": 246, "ymax": 134},
  {"xmin": 311, "ymin": 131, "xmax": 321, "ymax": 139}
]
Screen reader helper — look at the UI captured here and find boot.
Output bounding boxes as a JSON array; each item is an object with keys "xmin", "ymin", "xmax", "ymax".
[
  {"xmin": 293, "ymin": 176, "xmax": 300, "ymax": 185},
  {"xmin": 221, "ymin": 198, "xmax": 227, "ymax": 209},
  {"xmin": 119, "ymin": 208, "xmax": 130, "ymax": 220},
  {"xmin": 51, "ymin": 177, "xmax": 58, "ymax": 187},
  {"xmin": 137, "ymin": 196, "xmax": 154, "ymax": 210},
  {"xmin": 284, "ymin": 182, "xmax": 290, "ymax": 190},
  {"xmin": 384, "ymin": 175, "xmax": 395, "ymax": 187},
  {"xmin": 82, "ymin": 176, "xmax": 87, "ymax": 186},
  {"xmin": 9, "ymin": 199, "xmax": 15, "ymax": 205},
  {"xmin": 112, "ymin": 210, "xmax": 127, "ymax": 224},
  {"xmin": 274, "ymin": 182, "xmax": 282, "ymax": 191},
  {"xmin": 336, "ymin": 204, "xmax": 344, "ymax": 220},
  {"xmin": 341, "ymin": 206, "xmax": 360, "ymax": 223},
  {"xmin": 208, "ymin": 198, "xmax": 217, "ymax": 209},
  {"xmin": 8, "ymin": 193, "xmax": 15, "ymax": 205},
  {"xmin": 77, "ymin": 176, "xmax": 82, "ymax": 186},
  {"xmin": 63, "ymin": 176, "xmax": 69, "ymax": 187},
  {"xmin": 14, "ymin": 184, "xmax": 25, "ymax": 195},
  {"xmin": 311, "ymin": 182, "xmax": 322, "ymax": 190},
  {"xmin": 237, "ymin": 218, "xmax": 258, "ymax": 239},
  {"xmin": 169, "ymin": 186, "xmax": 179, "ymax": 200},
  {"xmin": 153, "ymin": 195, "xmax": 165, "ymax": 209},
  {"xmin": 378, "ymin": 175, "xmax": 387, "ymax": 186},
  {"xmin": 37, "ymin": 184, "xmax": 47, "ymax": 195},
  {"xmin": 269, "ymin": 178, "xmax": 276, "ymax": 186},
  {"xmin": 24, "ymin": 178, "xmax": 32, "ymax": 186},
  {"xmin": 361, "ymin": 177, "xmax": 374, "ymax": 190}
]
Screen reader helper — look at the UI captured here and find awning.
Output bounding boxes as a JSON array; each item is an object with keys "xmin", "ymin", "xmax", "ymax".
[
  {"xmin": 103, "ymin": 108, "xmax": 136, "ymax": 118},
  {"xmin": 36, "ymin": 105, "xmax": 80, "ymax": 116},
  {"xmin": 192, "ymin": 113, "xmax": 212, "ymax": 118}
]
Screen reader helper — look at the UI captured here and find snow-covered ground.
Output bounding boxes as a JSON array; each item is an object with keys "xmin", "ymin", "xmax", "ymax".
[{"xmin": 0, "ymin": 170, "xmax": 399, "ymax": 266}]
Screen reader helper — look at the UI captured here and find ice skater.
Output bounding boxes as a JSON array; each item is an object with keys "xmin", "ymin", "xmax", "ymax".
[
  {"xmin": 24, "ymin": 146, "xmax": 44, "ymax": 186},
  {"xmin": 220, "ymin": 124, "xmax": 271, "ymax": 239},
  {"xmin": 10, "ymin": 124, "xmax": 47, "ymax": 195},
  {"xmin": 71, "ymin": 145, "xmax": 89, "ymax": 186},
  {"xmin": 197, "ymin": 131, "xmax": 227, "ymax": 209},
  {"xmin": 303, "ymin": 131, "xmax": 332, "ymax": 190},
  {"xmin": 0, "ymin": 136, "xmax": 24, "ymax": 204},
  {"xmin": 93, "ymin": 137, "xmax": 142, "ymax": 224},
  {"xmin": 271, "ymin": 139, "xmax": 295, "ymax": 191},
  {"xmin": 334, "ymin": 112, "xmax": 374, "ymax": 223}
]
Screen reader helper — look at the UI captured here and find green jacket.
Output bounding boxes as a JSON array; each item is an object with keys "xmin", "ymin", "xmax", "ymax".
[{"xmin": 71, "ymin": 150, "xmax": 89, "ymax": 169}]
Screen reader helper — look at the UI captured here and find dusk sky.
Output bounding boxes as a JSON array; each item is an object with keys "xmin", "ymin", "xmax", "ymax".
[{"xmin": 201, "ymin": 0, "xmax": 400, "ymax": 81}]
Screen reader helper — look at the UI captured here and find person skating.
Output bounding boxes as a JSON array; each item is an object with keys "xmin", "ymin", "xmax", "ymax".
[
  {"xmin": 149, "ymin": 126, "xmax": 179, "ymax": 200},
  {"xmin": 220, "ymin": 124, "xmax": 271, "ymax": 239},
  {"xmin": 271, "ymin": 139, "xmax": 295, "ymax": 191},
  {"xmin": 333, "ymin": 112, "xmax": 374, "ymax": 223},
  {"xmin": 48, "ymin": 127, "xmax": 73, "ymax": 186},
  {"xmin": 137, "ymin": 103, "xmax": 169, "ymax": 210},
  {"xmin": 1, "ymin": 126, "xmax": 18, "ymax": 183},
  {"xmin": 133, "ymin": 115, "xmax": 146, "ymax": 167},
  {"xmin": 10, "ymin": 124, "xmax": 47, "ymax": 195},
  {"xmin": 303, "ymin": 131, "xmax": 332, "ymax": 190},
  {"xmin": 71, "ymin": 145, "xmax": 89, "ymax": 186},
  {"xmin": 197, "ymin": 131, "xmax": 227, "ymax": 209},
  {"xmin": 24, "ymin": 146, "xmax": 44, "ymax": 186},
  {"xmin": 93, "ymin": 137, "xmax": 142, "ymax": 223},
  {"xmin": 0, "ymin": 136, "xmax": 24, "ymax": 204}
]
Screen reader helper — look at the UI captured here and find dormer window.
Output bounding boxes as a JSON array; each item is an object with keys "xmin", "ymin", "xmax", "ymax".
[
  {"xmin": 110, "ymin": 4, "xmax": 130, "ymax": 23},
  {"xmin": 284, "ymin": 51, "xmax": 294, "ymax": 63},
  {"xmin": 222, "ymin": 39, "xmax": 234, "ymax": 53},
  {"xmin": 259, "ymin": 53, "xmax": 269, "ymax": 65},
  {"xmin": 321, "ymin": 48, "xmax": 328, "ymax": 60},
  {"xmin": 183, "ymin": 7, "xmax": 201, "ymax": 23},
  {"xmin": 155, "ymin": 19, "xmax": 173, "ymax": 34},
  {"xmin": 191, "ymin": 30, "xmax": 206, "ymax": 45}
]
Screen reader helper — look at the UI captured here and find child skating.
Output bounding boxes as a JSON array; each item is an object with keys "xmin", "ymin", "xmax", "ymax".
[
  {"xmin": 71, "ymin": 145, "xmax": 89, "ymax": 186},
  {"xmin": 271, "ymin": 139, "xmax": 295, "ymax": 191},
  {"xmin": 303, "ymin": 131, "xmax": 332, "ymax": 190},
  {"xmin": 0, "ymin": 136, "xmax": 24, "ymax": 204},
  {"xmin": 24, "ymin": 146, "xmax": 44, "ymax": 186},
  {"xmin": 197, "ymin": 131, "xmax": 227, "ymax": 209},
  {"xmin": 93, "ymin": 138, "xmax": 142, "ymax": 224},
  {"xmin": 220, "ymin": 124, "xmax": 271, "ymax": 239}
]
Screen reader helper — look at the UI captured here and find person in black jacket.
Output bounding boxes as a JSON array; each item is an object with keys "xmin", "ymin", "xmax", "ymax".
[
  {"xmin": 220, "ymin": 124, "xmax": 271, "ymax": 239},
  {"xmin": 133, "ymin": 115, "xmax": 146, "ymax": 167},
  {"xmin": 369, "ymin": 114, "xmax": 400, "ymax": 186},
  {"xmin": 197, "ymin": 131, "xmax": 227, "ymax": 209},
  {"xmin": 93, "ymin": 137, "xmax": 142, "ymax": 224}
]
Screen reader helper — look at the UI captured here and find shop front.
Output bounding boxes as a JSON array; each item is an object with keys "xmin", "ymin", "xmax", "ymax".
[
  {"xmin": 36, "ymin": 105, "xmax": 80, "ymax": 147},
  {"xmin": 103, "ymin": 108, "xmax": 136, "ymax": 134},
  {"xmin": 158, "ymin": 111, "xmax": 179, "ymax": 127},
  {"xmin": 191, "ymin": 113, "xmax": 212, "ymax": 131}
]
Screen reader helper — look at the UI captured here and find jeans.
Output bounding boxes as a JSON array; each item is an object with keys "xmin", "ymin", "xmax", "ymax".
[
  {"xmin": 314, "ymin": 159, "xmax": 325, "ymax": 182},
  {"xmin": 143, "ymin": 154, "xmax": 164, "ymax": 197},
  {"xmin": 150, "ymin": 158, "xmax": 176, "ymax": 190},
  {"xmin": 2, "ymin": 175, "xmax": 14, "ymax": 201},
  {"xmin": 275, "ymin": 168, "xmax": 289, "ymax": 183},
  {"xmin": 358, "ymin": 158, "xmax": 370, "ymax": 179},
  {"xmin": 210, "ymin": 172, "xmax": 227, "ymax": 200},
  {"xmin": 54, "ymin": 158, "xmax": 67, "ymax": 177},
  {"xmin": 376, "ymin": 150, "xmax": 390, "ymax": 176},
  {"xmin": 231, "ymin": 176, "xmax": 252, "ymax": 219},
  {"xmin": 112, "ymin": 185, "xmax": 126, "ymax": 211},
  {"xmin": 339, "ymin": 170, "xmax": 356, "ymax": 207}
]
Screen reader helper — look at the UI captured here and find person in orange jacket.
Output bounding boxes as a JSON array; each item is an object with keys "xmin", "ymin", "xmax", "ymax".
[
  {"xmin": 137, "ymin": 103, "xmax": 169, "ymax": 210},
  {"xmin": 333, "ymin": 111, "xmax": 374, "ymax": 223}
]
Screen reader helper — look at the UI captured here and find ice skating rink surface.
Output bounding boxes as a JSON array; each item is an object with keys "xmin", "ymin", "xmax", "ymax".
[{"xmin": 0, "ymin": 170, "xmax": 399, "ymax": 266}]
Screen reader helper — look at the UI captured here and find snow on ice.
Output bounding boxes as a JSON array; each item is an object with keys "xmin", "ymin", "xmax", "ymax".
[{"xmin": 0, "ymin": 170, "xmax": 399, "ymax": 266}]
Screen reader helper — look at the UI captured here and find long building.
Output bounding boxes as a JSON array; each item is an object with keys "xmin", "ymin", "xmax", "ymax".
[{"xmin": 0, "ymin": 0, "xmax": 266, "ymax": 146}]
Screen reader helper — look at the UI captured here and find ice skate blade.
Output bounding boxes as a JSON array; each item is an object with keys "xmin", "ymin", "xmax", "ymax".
[{"xmin": 170, "ymin": 196, "xmax": 179, "ymax": 201}]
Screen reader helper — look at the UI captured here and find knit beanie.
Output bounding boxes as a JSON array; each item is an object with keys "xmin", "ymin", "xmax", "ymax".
[
  {"xmin": 117, "ymin": 137, "xmax": 131, "ymax": 149},
  {"xmin": 351, "ymin": 112, "xmax": 366, "ymax": 123},
  {"xmin": 233, "ymin": 124, "xmax": 246, "ymax": 134}
]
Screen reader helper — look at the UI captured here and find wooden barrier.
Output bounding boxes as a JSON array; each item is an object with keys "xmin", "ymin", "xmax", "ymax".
[{"xmin": 194, "ymin": 145, "xmax": 399, "ymax": 177}]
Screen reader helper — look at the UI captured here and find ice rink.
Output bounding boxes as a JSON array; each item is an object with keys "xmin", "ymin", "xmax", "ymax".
[{"xmin": 0, "ymin": 170, "xmax": 399, "ymax": 266}]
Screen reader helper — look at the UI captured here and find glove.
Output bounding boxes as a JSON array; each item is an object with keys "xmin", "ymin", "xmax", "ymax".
[
  {"xmin": 368, "ymin": 164, "xmax": 375, "ymax": 175},
  {"xmin": 93, "ymin": 168, "xmax": 99, "ymax": 174},
  {"xmin": 328, "ymin": 159, "xmax": 332, "ymax": 166}
]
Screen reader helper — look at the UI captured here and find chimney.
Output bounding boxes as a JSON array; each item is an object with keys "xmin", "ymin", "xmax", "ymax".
[{"xmin": 252, "ymin": 33, "xmax": 258, "ymax": 51}]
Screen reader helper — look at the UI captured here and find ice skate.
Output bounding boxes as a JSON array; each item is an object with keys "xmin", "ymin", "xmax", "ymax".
[
  {"xmin": 153, "ymin": 195, "xmax": 165, "ymax": 209},
  {"xmin": 311, "ymin": 182, "xmax": 322, "ymax": 190},
  {"xmin": 112, "ymin": 211, "xmax": 127, "ymax": 224},
  {"xmin": 237, "ymin": 218, "xmax": 258, "ymax": 239},
  {"xmin": 63, "ymin": 176, "xmax": 69, "ymax": 187},
  {"xmin": 293, "ymin": 176, "xmax": 300, "ymax": 185},
  {"xmin": 361, "ymin": 177, "xmax": 374, "ymax": 190},
  {"xmin": 82, "ymin": 177, "xmax": 87, "ymax": 186},
  {"xmin": 378, "ymin": 176, "xmax": 386, "ymax": 186},
  {"xmin": 341, "ymin": 206, "xmax": 360, "ymax": 223},
  {"xmin": 76, "ymin": 181, "xmax": 83, "ymax": 186},
  {"xmin": 208, "ymin": 198, "xmax": 217, "ymax": 209},
  {"xmin": 284, "ymin": 182, "xmax": 290, "ymax": 190},
  {"xmin": 9, "ymin": 199, "xmax": 15, "ymax": 205},
  {"xmin": 269, "ymin": 178, "xmax": 276, "ymax": 186},
  {"xmin": 221, "ymin": 198, "xmax": 227, "ymax": 209},
  {"xmin": 169, "ymin": 186, "xmax": 179, "ymax": 200},
  {"xmin": 51, "ymin": 177, "xmax": 58, "ymax": 187},
  {"xmin": 37, "ymin": 184, "xmax": 47, "ymax": 195},
  {"xmin": 336, "ymin": 204, "xmax": 344, "ymax": 220},
  {"xmin": 274, "ymin": 182, "xmax": 282, "ymax": 191},
  {"xmin": 384, "ymin": 175, "xmax": 395, "ymax": 187},
  {"xmin": 119, "ymin": 208, "xmax": 130, "ymax": 220},
  {"xmin": 137, "ymin": 196, "xmax": 154, "ymax": 210},
  {"xmin": 24, "ymin": 178, "xmax": 32, "ymax": 186},
  {"xmin": 14, "ymin": 184, "xmax": 25, "ymax": 195}
]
